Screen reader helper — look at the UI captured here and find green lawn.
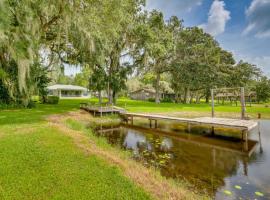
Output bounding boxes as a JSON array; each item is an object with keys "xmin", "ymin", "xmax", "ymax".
[
  {"xmin": 91, "ymin": 98, "xmax": 270, "ymax": 119},
  {"xmin": 0, "ymin": 99, "xmax": 152, "ymax": 200}
]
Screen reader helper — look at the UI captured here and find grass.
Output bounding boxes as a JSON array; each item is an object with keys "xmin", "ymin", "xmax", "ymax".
[
  {"xmin": 0, "ymin": 99, "xmax": 152, "ymax": 200},
  {"xmin": 0, "ymin": 99, "xmax": 90, "ymax": 125},
  {"xmin": 90, "ymin": 98, "xmax": 270, "ymax": 119}
]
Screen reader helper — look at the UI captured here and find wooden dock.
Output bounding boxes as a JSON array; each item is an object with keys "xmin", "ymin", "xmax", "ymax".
[
  {"xmin": 79, "ymin": 103, "xmax": 259, "ymax": 152},
  {"xmin": 120, "ymin": 113, "xmax": 259, "ymax": 152},
  {"xmin": 80, "ymin": 103, "xmax": 126, "ymax": 116}
]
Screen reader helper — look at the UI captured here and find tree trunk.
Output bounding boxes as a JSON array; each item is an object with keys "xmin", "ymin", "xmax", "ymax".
[
  {"xmin": 183, "ymin": 87, "xmax": 190, "ymax": 104},
  {"xmin": 98, "ymin": 91, "xmax": 102, "ymax": 105},
  {"xmin": 189, "ymin": 92, "xmax": 194, "ymax": 104},
  {"xmin": 112, "ymin": 90, "xmax": 117, "ymax": 105},
  {"xmin": 205, "ymin": 90, "xmax": 210, "ymax": 103},
  {"xmin": 155, "ymin": 73, "xmax": 161, "ymax": 104},
  {"xmin": 107, "ymin": 81, "xmax": 113, "ymax": 105},
  {"xmin": 196, "ymin": 92, "xmax": 200, "ymax": 104}
]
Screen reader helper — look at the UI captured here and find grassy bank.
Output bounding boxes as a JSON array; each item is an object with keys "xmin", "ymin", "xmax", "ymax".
[
  {"xmin": 90, "ymin": 98, "xmax": 270, "ymax": 119},
  {"xmin": 0, "ymin": 105, "xmax": 151, "ymax": 199},
  {"xmin": 0, "ymin": 99, "xmax": 208, "ymax": 200}
]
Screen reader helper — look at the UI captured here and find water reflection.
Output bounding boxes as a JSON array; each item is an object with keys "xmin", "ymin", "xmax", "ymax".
[{"xmin": 94, "ymin": 121, "xmax": 269, "ymax": 199}]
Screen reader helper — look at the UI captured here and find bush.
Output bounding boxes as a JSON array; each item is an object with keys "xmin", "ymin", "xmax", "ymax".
[
  {"xmin": 148, "ymin": 98, "xmax": 155, "ymax": 102},
  {"xmin": 27, "ymin": 100, "xmax": 36, "ymax": 108},
  {"xmin": 46, "ymin": 96, "xmax": 59, "ymax": 104},
  {"xmin": 161, "ymin": 97, "xmax": 174, "ymax": 103}
]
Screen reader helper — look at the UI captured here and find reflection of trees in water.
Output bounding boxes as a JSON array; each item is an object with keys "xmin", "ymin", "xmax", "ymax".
[
  {"xmin": 95, "ymin": 127, "xmax": 245, "ymax": 196},
  {"xmin": 159, "ymin": 141, "xmax": 241, "ymax": 195},
  {"xmin": 95, "ymin": 127, "xmax": 126, "ymax": 147}
]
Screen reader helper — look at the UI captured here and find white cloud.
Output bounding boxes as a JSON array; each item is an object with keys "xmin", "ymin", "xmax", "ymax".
[
  {"xmin": 244, "ymin": 0, "xmax": 270, "ymax": 38},
  {"xmin": 145, "ymin": 0, "xmax": 202, "ymax": 18},
  {"xmin": 200, "ymin": 0, "xmax": 230, "ymax": 36},
  {"xmin": 251, "ymin": 56, "xmax": 270, "ymax": 75}
]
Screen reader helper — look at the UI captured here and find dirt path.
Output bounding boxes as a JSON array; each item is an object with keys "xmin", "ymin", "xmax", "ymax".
[{"xmin": 47, "ymin": 111, "xmax": 208, "ymax": 200}]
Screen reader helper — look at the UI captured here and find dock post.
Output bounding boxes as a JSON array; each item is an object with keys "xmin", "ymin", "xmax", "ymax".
[
  {"xmin": 211, "ymin": 89, "xmax": 215, "ymax": 118},
  {"xmin": 131, "ymin": 116, "xmax": 133, "ymax": 125},
  {"xmin": 242, "ymin": 130, "xmax": 248, "ymax": 152},
  {"xmin": 240, "ymin": 87, "xmax": 246, "ymax": 120},
  {"xmin": 187, "ymin": 123, "xmax": 191, "ymax": 133},
  {"xmin": 257, "ymin": 116, "xmax": 263, "ymax": 153},
  {"xmin": 155, "ymin": 120, "xmax": 157, "ymax": 128},
  {"xmin": 149, "ymin": 119, "xmax": 152, "ymax": 128},
  {"xmin": 211, "ymin": 127, "xmax": 215, "ymax": 136}
]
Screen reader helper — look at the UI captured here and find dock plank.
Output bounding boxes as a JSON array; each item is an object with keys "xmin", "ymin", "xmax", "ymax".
[{"xmin": 122, "ymin": 113, "xmax": 258, "ymax": 132}]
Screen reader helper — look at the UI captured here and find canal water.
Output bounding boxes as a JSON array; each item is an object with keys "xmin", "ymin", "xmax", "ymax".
[{"xmin": 93, "ymin": 120, "xmax": 270, "ymax": 200}]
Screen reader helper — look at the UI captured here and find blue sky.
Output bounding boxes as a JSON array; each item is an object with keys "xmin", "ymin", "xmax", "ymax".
[{"xmin": 146, "ymin": 0, "xmax": 270, "ymax": 76}]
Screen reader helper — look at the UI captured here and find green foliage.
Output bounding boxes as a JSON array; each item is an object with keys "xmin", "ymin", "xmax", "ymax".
[
  {"xmin": 89, "ymin": 65, "xmax": 107, "ymax": 92},
  {"xmin": 134, "ymin": 11, "xmax": 181, "ymax": 103},
  {"xmin": 73, "ymin": 67, "xmax": 92, "ymax": 87},
  {"xmin": 46, "ymin": 96, "xmax": 59, "ymax": 104},
  {"xmin": 255, "ymin": 76, "xmax": 270, "ymax": 103},
  {"xmin": 161, "ymin": 97, "xmax": 174, "ymax": 103},
  {"xmin": 148, "ymin": 98, "xmax": 155, "ymax": 102},
  {"xmin": 0, "ymin": 0, "xmax": 269, "ymax": 106},
  {"xmin": 27, "ymin": 100, "xmax": 36, "ymax": 108},
  {"xmin": 230, "ymin": 61, "xmax": 261, "ymax": 87}
]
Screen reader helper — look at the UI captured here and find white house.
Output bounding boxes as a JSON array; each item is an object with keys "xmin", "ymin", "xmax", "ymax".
[{"xmin": 47, "ymin": 84, "xmax": 90, "ymax": 99}]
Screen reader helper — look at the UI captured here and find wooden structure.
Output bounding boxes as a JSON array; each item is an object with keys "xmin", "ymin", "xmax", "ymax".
[
  {"xmin": 80, "ymin": 103, "xmax": 126, "ymax": 116},
  {"xmin": 211, "ymin": 87, "xmax": 249, "ymax": 119},
  {"xmin": 120, "ymin": 112, "xmax": 259, "ymax": 152},
  {"xmin": 214, "ymin": 87, "xmax": 257, "ymax": 108},
  {"xmin": 129, "ymin": 88, "xmax": 156, "ymax": 101}
]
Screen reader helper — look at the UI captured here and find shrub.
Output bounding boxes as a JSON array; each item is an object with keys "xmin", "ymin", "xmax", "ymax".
[
  {"xmin": 148, "ymin": 98, "xmax": 155, "ymax": 102},
  {"xmin": 46, "ymin": 96, "xmax": 59, "ymax": 104},
  {"xmin": 161, "ymin": 97, "xmax": 174, "ymax": 103},
  {"xmin": 27, "ymin": 100, "xmax": 36, "ymax": 108}
]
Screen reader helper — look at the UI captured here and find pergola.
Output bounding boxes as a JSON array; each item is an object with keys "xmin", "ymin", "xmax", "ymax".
[
  {"xmin": 211, "ymin": 87, "xmax": 256, "ymax": 120},
  {"xmin": 215, "ymin": 91, "xmax": 257, "ymax": 107}
]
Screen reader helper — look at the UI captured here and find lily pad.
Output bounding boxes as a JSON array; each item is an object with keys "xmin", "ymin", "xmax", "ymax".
[
  {"xmin": 255, "ymin": 191, "xmax": 264, "ymax": 197},
  {"xmin": 234, "ymin": 185, "xmax": 242, "ymax": 190},
  {"xmin": 224, "ymin": 190, "xmax": 232, "ymax": 196}
]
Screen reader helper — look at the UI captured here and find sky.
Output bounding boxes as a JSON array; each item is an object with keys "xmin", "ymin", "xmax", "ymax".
[{"xmin": 146, "ymin": 0, "xmax": 270, "ymax": 76}]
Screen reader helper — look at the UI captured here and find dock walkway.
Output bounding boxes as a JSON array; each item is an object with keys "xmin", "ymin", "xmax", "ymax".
[
  {"xmin": 121, "ymin": 113, "xmax": 258, "ymax": 132},
  {"xmin": 120, "ymin": 112, "xmax": 259, "ymax": 152}
]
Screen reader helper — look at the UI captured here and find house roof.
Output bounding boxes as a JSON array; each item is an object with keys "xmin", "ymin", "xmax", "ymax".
[
  {"xmin": 130, "ymin": 88, "xmax": 156, "ymax": 94},
  {"xmin": 47, "ymin": 84, "xmax": 87, "ymax": 91}
]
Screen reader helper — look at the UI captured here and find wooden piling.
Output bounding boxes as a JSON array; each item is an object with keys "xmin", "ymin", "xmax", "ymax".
[
  {"xmin": 187, "ymin": 123, "xmax": 191, "ymax": 133},
  {"xmin": 211, "ymin": 127, "xmax": 215, "ymax": 136},
  {"xmin": 240, "ymin": 87, "xmax": 246, "ymax": 119},
  {"xmin": 211, "ymin": 89, "xmax": 215, "ymax": 118},
  {"xmin": 242, "ymin": 130, "xmax": 248, "ymax": 151}
]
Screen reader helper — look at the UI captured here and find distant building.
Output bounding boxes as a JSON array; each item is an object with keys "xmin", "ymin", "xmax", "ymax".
[
  {"xmin": 47, "ymin": 84, "xmax": 90, "ymax": 99},
  {"xmin": 130, "ymin": 88, "xmax": 156, "ymax": 100}
]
